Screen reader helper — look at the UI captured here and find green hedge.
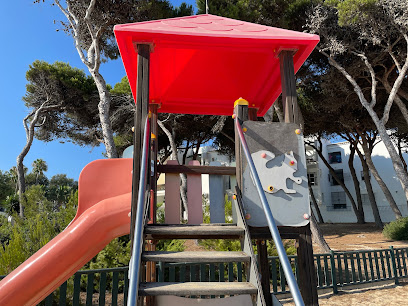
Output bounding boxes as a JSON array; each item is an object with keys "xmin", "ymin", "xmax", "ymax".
[{"xmin": 383, "ymin": 216, "xmax": 408, "ymax": 240}]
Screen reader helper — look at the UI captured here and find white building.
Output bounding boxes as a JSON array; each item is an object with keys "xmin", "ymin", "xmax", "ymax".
[
  {"xmin": 199, "ymin": 146, "xmax": 236, "ymax": 197},
  {"xmin": 307, "ymin": 139, "xmax": 408, "ymax": 223}
]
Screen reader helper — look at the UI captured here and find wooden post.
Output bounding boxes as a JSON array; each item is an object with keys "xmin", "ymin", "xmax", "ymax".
[
  {"xmin": 130, "ymin": 44, "xmax": 150, "ymax": 248},
  {"xmin": 279, "ymin": 50, "xmax": 318, "ymax": 305},
  {"xmin": 234, "ymin": 98, "xmax": 248, "ymax": 190},
  {"xmin": 279, "ymin": 50, "xmax": 299, "ymax": 125},
  {"xmin": 330, "ymin": 250, "xmax": 338, "ymax": 294},
  {"xmin": 248, "ymin": 108, "xmax": 258, "ymax": 121},
  {"xmin": 297, "ymin": 225, "xmax": 319, "ymax": 305},
  {"xmin": 257, "ymin": 240, "xmax": 272, "ymax": 306},
  {"xmin": 187, "ymin": 160, "xmax": 203, "ymax": 224},
  {"xmin": 149, "ymin": 104, "xmax": 158, "ymax": 224}
]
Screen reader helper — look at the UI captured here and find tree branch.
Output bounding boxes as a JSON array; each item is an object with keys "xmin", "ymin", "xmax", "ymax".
[
  {"xmin": 319, "ymin": 48, "xmax": 372, "ymax": 109},
  {"xmin": 381, "ymin": 33, "xmax": 408, "ymax": 125},
  {"xmin": 350, "ymin": 50, "xmax": 377, "ymax": 107},
  {"xmin": 54, "ymin": 0, "xmax": 90, "ymax": 67}
]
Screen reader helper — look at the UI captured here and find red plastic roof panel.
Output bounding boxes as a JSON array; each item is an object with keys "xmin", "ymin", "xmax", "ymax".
[{"xmin": 114, "ymin": 14, "xmax": 319, "ymax": 116}]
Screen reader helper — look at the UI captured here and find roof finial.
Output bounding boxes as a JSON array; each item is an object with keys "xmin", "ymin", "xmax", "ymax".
[{"xmin": 206, "ymin": 0, "xmax": 209, "ymax": 14}]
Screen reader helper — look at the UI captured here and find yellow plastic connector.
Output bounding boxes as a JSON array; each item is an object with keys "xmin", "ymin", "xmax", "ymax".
[{"xmin": 234, "ymin": 97, "xmax": 249, "ymax": 108}]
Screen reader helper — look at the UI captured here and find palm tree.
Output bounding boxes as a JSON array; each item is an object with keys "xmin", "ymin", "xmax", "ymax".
[{"xmin": 32, "ymin": 159, "xmax": 48, "ymax": 185}]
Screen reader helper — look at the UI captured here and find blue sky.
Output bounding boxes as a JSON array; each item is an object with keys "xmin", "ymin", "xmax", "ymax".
[{"xmin": 0, "ymin": 0, "xmax": 196, "ymax": 180}]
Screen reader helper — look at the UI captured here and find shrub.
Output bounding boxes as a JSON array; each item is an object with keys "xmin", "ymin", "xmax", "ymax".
[{"xmin": 383, "ymin": 217, "xmax": 408, "ymax": 241}]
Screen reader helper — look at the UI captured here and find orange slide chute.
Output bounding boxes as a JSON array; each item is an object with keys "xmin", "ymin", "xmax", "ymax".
[{"xmin": 0, "ymin": 159, "xmax": 134, "ymax": 306}]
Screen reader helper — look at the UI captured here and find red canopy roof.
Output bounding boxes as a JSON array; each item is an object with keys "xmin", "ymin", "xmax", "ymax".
[{"xmin": 114, "ymin": 14, "xmax": 319, "ymax": 116}]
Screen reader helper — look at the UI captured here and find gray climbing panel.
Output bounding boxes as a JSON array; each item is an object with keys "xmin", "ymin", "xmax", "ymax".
[{"xmin": 241, "ymin": 122, "xmax": 310, "ymax": 227}]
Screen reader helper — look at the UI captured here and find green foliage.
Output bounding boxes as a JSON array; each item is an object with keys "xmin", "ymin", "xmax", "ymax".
[
  {"xmin": 383, "ymin": 217, "xmax": 408, "ymax": 241},
  {"xmin": 90, "ymin": 237, "xmax": 131, "ymax": 269},
  {"xmin": 23, "ymin": 185, "xmax": 53, "ymax": 216},
  {"xmin": 111, "ymin": 76, "xmax": 131, "ymax": 95},
  {"xmin": 0, "ymin": 171, "xmax": 13, "ymax": 205},
  {"xmin": 1, "ymin": 195, "xmax": 19, "ymax": 215},
  {"xmin": 0, "ymin": 187, "xmax": 77, "ymax": 275},
  {"xmin": 25, "ymin": 172, "xmax": 49, "ymax": 188},
  {"xmin": 0, "ymin": 227, "xmax": 28, "ymax": 274},
  {"xmin": 325, "ymin": 0, "xmax": 378, "ymax": 26},
  {"xmin": 23, "ymin": 60, "xmax": 101, "ymax": 146},
  {"xmin": 156, "ymin": 239, "xmax": 186, "ymax": 252},
  {"xmin": 0, "ymin": 215, "xmax": 13, "ymax": 246}
]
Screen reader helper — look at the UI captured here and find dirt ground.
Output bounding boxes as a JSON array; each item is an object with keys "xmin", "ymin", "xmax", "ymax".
[
  {"xmin": 282, "ymin": 281, "xmax": 408, "ymax": 305},
  {"xmin": 313, "ymin": 223, "xmax": 408, "ymax": 252},
  {"xmin": 306, "ymin": 223, "xmax": 408, "ymax": 305}
]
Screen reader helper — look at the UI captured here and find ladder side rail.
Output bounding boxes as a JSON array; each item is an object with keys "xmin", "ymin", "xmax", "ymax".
[
  {"xmin": 235, "ymin": 118, "xmax": 304, "ymax": 306},
  {"xmin": 128, "ymin": 117, "xmax": 151, "ymax": 306}
]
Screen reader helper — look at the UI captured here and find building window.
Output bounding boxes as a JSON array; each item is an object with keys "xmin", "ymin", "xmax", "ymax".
[
  {"xmin": 330, "ymin": 169, "xmax": 344, "ymax": 186},
  {"xmin": 328, "ymin": 151, "xmax": 342, "ymax": 164},
  {"xmin": 307, "ymin": 173, "xmax": 318, "ymax": 186},
  {"xmin": 331, "ymin": 191, "xmax": 346, "ymax": 209}
]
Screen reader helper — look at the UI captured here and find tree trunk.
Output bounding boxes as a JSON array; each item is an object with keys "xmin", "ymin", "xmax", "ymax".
[
  {"xmin": 182, "ymin": 141, "xmax": 190, "ymax": 165},
  {"xmin": 369, "ymin": 116, "xmax": 408, "ymax": 210},
  {"xmin": 263, "ymin": 105, "xmax": 274, "ymax": 123},
  {"xmin": 273, "ymin": 101, "xmax": 284, "ymax": 123},
  {"xmin": 158, "ymin": 119, "xmax": 189, "ymax": 215},
  {"xmin": 321, "ymin": 50, "xmax": 408, "ymax": 211},
  {"xmin": 347, "ymin": 143, "xmax": 365, "ymax": 223},
  {"xmin": 308, "ymin": 179, "xmax": 324, "ymax": 223},
  {"xmin": 16, "ymin": 155, "xmax": 26, "ymax": 218},
  {"xmin": 91, "ymin": 71, "xmax": 118, "ymax": 158},
  {"xmin": 16, "ymin": 106, "xmax": 49, "ymax": 218},
  {"xmin": 310, "ymin": 212, "xmax": 331, "ymax": 253},
  {"xmin": 359, "ymin": 137, "xmax": 403, "ymax": 219},
  {"xmin": 397, "ymin": 137, "xmax": 408, "ymax": 172},
  {"xmin": 355, "ymin": 148, "xmax": 384, "ymax": 229},
  {"xmin": 309, "ymin": 138, "xmax": 364, "ymax": 223}
]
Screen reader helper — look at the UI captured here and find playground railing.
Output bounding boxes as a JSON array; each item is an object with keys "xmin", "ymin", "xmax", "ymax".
[
  {"xmin": 156, "ymin": 161, "xmax": 236, "ymax": 223},
  {"xmin": 127, "ymin": 116, "xmax": 151, "ymax": 306},
  {"xmin": 2, "ymin": 246, "xmax": 407, "ymax": 304}
]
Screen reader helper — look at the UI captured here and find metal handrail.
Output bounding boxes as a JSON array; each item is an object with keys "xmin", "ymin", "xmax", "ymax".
[
  {"xmin": 235, "ymin": 118, "xmax": 305, "ymax": 306},
  {"xmin": 127, "ymin": 116, "xmax": 151, "ymax": 306}
]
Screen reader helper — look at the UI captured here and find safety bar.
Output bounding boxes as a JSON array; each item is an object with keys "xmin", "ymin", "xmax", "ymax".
[
  {"xmin": 127, "ymin": 117, "xmax": 151, "ymax": 306},
  {"xmin": 235, "ymin": 119, "xmax": 305, "ymax": 306}
]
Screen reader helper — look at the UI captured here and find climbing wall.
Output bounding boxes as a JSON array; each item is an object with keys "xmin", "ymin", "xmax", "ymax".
[{"xmin": 241, "ymin": 122, "xmax": 310, "ymax": 227}]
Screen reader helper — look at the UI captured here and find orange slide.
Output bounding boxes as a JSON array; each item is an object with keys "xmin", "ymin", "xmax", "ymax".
[{"xmin": 0, "ymin": 159, "xmax": 134, "ymax": 306}]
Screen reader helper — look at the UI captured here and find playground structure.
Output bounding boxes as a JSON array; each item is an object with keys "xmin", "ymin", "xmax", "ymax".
[{"xmin": 0, "ymin": 14, "xmax": 319, "ymax": 306}]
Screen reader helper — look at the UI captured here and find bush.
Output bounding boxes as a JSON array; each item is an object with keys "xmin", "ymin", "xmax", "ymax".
[
  {"xmin": 0, "ymin": 187, "xmax": 77, "ymax": 275},
  {"xmin": 383, "ymin": 217, "xmax": 408, "ymax": 241}
]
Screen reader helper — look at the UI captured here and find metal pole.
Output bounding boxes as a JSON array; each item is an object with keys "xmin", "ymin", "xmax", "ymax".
[
  {"xmin": 128, "ymin": 117, "xmax": 151, "ymax": 306},
  {"xmin": 235, "ymin": 118, "xmax": 305, "ymax": 306}
]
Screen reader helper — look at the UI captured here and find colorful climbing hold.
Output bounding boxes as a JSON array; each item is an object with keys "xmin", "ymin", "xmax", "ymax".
[
  {"xmin": 261, "ymin": 152, "xmax": 267, "ymax": 158},
  {"xmin": 290, "ymin": 160, "xmax": 295, "ymax": 166},
  {"xmin": 303, "ymin": 213, "xmax": 310, "ymax": 220},
  {"xmin": 243, "ymin": 127, "xmax": 247, "ymax": 132},
  {"xmin": 295, "ymin": 129, "xmax": 301, "ymax": 135}
]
